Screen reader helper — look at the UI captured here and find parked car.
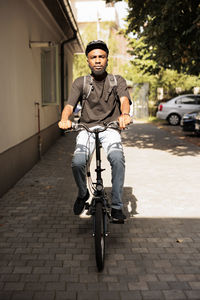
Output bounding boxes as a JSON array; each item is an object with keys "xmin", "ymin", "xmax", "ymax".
[
  {"xmin": 156, "ymin": 94, "xmax": 200, "ymax": 125},
  {"xmin": 195, "ymin": 111, "xmax": 200, "ymax": 135},
  {"xmin": 180, "ymin": 111, "xmax": 200, "ymax": 132}
]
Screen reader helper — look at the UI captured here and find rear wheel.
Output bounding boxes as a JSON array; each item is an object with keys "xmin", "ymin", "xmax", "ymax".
[
  {"xmin": 168, "ymin": 114, "xmax": 180, "ymax": 126},
  {"xmin": 94, "ymin": 201, "xmax": 105, "ymax": 272}
]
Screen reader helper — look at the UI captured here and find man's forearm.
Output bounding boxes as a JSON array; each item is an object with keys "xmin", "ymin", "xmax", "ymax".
[
  {"xmin": 61, "ymin": 104, "xmax": 73, "ymax": 121},
  {"xmin": 118, "ymin": 96, "xmax": 131, "ymax": 129},
  {"xmin": 120, "ymin": 97, "xmax": 130, "ymax": 115}
]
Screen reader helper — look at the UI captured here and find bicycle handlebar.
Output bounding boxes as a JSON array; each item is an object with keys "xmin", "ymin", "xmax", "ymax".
[{"xmin": 65, "ymin": 121, "xmax": 120, "ymax": 134}]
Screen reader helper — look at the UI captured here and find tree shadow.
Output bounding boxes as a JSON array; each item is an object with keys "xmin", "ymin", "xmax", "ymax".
[
  {"xmin": 105, "ymin": 186, "xmax": 138, "ymax": 218},
  {"xmin": 122, "ymin": 123, "xmax": 200, "ymax": 157}
]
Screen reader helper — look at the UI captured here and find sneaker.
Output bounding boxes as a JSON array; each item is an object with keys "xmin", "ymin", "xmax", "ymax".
[
  {"xmin": 73, "ymin": 189, "xmax": 90, "ymax": 215},
  {"xmin": 111, "ymin": 208, "xmax": 126, "ymax": 221}
]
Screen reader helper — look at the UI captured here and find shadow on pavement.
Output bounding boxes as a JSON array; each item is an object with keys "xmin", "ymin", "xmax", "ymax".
[
  {"xmin": 105, "ymin": 186, "xmax": 138, "ymax": 218},
  {"xmin": 122, "ymin": 123, "xmax": 200, "ymax": 157}
]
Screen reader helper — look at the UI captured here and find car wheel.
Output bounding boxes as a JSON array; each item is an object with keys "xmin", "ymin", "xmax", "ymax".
[{"xmin": 168, "ymin": 114, "xmax": 180, "ymax": 126}]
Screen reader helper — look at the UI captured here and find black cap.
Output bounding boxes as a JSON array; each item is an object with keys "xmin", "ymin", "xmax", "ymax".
[{"xmin": 85, "ymin": 40, "xmax": 109, "ymax": 56}]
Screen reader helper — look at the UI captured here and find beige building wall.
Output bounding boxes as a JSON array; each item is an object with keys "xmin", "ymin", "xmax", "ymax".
[
  {"xmin": 0, "ymin": 0, "xmax": 77, "ymax": 196},
  {"xmin": 0, "ymin": 0, "xmax": 74, "ymax": 153}
]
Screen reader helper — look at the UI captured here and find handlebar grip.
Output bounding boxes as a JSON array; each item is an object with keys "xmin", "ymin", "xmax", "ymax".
[{"xmin": 71, "ymin": 122, "xmax": 77, "ymax": 130}]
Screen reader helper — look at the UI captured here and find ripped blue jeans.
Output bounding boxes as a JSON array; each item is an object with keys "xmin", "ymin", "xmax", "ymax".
[{"xmin": 71, "ymin": 126, "xmax": 125, "ymax": 210}]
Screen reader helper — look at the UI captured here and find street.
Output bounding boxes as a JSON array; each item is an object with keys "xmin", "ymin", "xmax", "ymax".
[{"xmin": 0, "ymin": 122, "xmax": 200, "ymax": 300}]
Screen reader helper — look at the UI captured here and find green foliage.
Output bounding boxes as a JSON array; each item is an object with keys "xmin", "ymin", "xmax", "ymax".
[
  {"xmin": 127, "ymin": 34, "xmax": 160, "ymax": 75},
  {"xmin": 73, "ymin": 54, "xmax": 90, "ymax": 79},
  {"xmin": 126, "ymin": 0, "xmax": 200, "ymax": 76},
  {"xmin": 119, "ymin": 27, "xmax": 200, "ymax": 105}
]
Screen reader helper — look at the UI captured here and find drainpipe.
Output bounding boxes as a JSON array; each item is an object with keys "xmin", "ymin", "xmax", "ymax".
[{"xmin": 35, "ymin": 102, "xmax": 42, "ymax": 160}]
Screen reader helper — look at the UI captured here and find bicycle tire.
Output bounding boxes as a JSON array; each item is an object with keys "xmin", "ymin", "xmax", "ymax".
[{"xmin": 94, "ymin": 201, "xmax": 105, "ymax": 271}]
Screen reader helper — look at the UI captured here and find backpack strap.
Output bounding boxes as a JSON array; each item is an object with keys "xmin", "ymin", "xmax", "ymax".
[
  {"xmin": 82, "ymin": 75, "xmax": 93, "ymax": 101},
  {"xmin": 82, "ymin": 73, "xmax": 118, "ymax": 104},
  {"xmin": 104, "ymin": 74, "xmax": 118, "ymax": 102},
  {"xmin": 79, "ymin": 75, "xmax": 93, "ymax": 112}
]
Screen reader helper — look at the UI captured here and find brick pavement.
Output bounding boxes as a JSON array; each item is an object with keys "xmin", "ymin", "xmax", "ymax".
[{"xmin": 1, "ymin": 123, "xmax": 200, "ymax": 299}]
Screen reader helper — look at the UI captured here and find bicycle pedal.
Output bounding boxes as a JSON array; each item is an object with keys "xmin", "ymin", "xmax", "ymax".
[
  {"xmin": 107, "ymin": 213, "xmax": 111, "ymax": 219},
  {"xmin": 88, "ymin": 206, "xmax": 95, "ymax": 215},
  {"xmin": 85, "ymin": 203, "xmax": 90, "ymax": 210}
]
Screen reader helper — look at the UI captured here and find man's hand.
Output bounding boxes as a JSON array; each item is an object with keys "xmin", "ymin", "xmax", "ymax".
[
  {"xmin": 58, "ymin": 104, "xmax": 74, "ymax": 129},
  {"xmin": 58, "ymin": 119, "xmax": 72, "ymax": 130},
  {"xmin": 118, "ymin": 114, "xmax": 131, "ymax": 130}
]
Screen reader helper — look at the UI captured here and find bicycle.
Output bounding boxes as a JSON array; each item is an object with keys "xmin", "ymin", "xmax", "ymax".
[{"xmin": 66, "ymin": 121, "xmax": 124, "ymax": 272}]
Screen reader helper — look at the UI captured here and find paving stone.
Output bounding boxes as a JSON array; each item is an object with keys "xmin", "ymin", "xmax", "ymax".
[
  {"xmin": 99, "ymin": 275, "xmax": 118, "ymax": 283},
  {"xmin": 66, "ymin": 282, "xmax": 87, "ymax": 291},
  {"xmin": 11, "ymin": 291, "xmax": 34, "ymax": 300},
  {"xmin": 0, "ymin": 291, "xmax": 12, "ymax": 300},
  {"xmin": 138, "ymin": 274, "xmax": 158, "ymax": 282},
  {"xmin": 24, "ymin": 282, "xmax": 46, "ymax": 291},
  {"xmin": 77, "ymin": 291, "xmax": 100, "ymax": 300},
  {"xmin": 120, "ymin": 291, "xmax": 142, "ymax": 300},
  {"xmin": 168, "ymin": 281, "xmax": 190, "ymax": 290},
  {"xmin": 40, "ymin": 274, "xmax": 59, "ymax": 282},
  {"xmin": 0, "ymin": 267, "xmax": 14, "ymax": 274},
  {"xmin": 59, "ymin": 274, "xmax": 79, "ymax": 283},
  {"xmin": 157, "ymin": 274, "xmax": 177, "ymax": 282},
  {"xmin": 4, "ymin": 282, "xmax": 25, "ymax": 291},
  {"xmin": 79, "ymin": 274, "xmax": 98, "ymax": 283},
  {"xmin": 63, "ymin": 260, "xmax": 80, "ymax": 268},
  {"xmin": 19, "ymin": 274, "xmax": 40, "ymax": 282},
  {"xmin": 13, "ymin": 266, "xmax": 32, "ymax": 274},
  {"xmin": 51, "ymin": 267, "xmax": 70, "ymax": 274},
  {"xmin": 107, "ymin": 282, "xmax": 128, "ymax": 291},
  {"xmin": 87, "ymin": 282, "xmax": 108, "ymax": 291},
  {"xmin": 32, "ymin": 267, "xmax": 51, "ymax": 274},
  {"xmin": 141, "ymin": 290, "xmax": 164, "ymax": 299},
  {"xmin": 163, "ymin": 289, "xmax": 187, "ymax": 299},
  {"xmin": 185, "ymin": 290, "xmax": 200, "ymax": 299},
  {"xmin": 27, "ymin": 260, "xmax": 45, "ymax": 267},
  {"xmin": 148, "ymin": 281, "xmax": 170, "ymax": 290},
  {"xmin": 189, "ymin": 281, "xmax": 200, "ymax": 289},
  {"xmin": 128, "ymin": 281, "xmax": 149, "ymax": 291},
  {"xmin": 0, "ymin": 274, "xmax": 20, "ymax": 282},
  {"xmin": 153, "ymin": 260, "xmax": 172, "ymax": 268},
  {"xmin": 99, "ymin": 291, "xmax": 121, "ymax": 300},
  {"xmin": 55, "ymin": 291, "xmax": 76, "ymax": 300},
  {"xmin": 45, "ymin": 282, "xmax": 65, "ymax": 291},
  {"xmin": 118, "ymin": 274, "xmax": 138, "ymax": 283},
  {"xmin": 33, "ymin": 291, "xmax": 55, "ymax": 300}
]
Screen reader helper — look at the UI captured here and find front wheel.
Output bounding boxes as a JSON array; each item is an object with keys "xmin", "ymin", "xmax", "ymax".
[
  {"xmin": 94, "ymin": 202, "xmax": 105, "ymax": 272},
  {"xmin": 168, "ymin": 114, "xmax": 180, "ymax": 126}
]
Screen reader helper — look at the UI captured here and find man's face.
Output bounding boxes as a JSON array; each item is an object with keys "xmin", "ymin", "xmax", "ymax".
[{"xmin": 87, "ymin": 49, "xmax": 108, "ymax": 76}]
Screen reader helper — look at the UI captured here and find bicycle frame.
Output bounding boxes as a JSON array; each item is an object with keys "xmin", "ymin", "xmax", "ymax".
[
  {"xmin": 89, "ymin": 129, "xmax": 109, "ymax": 234},
  {"xmin": 93, "ymin": 129, "xmax": 105, "ymax": 194},
  {"xmin": 66, "ymin": 121, "xmax": 120, "ymax": 271}
]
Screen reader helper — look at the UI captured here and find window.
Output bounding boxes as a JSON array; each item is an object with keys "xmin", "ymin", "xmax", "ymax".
[
  {"xmin": 41, "ymin": 46, "xmax": 60, "ymax": 105},
  {"xmin": 177, "ymin": 97, "xmax": 196, "ymax": 105}
]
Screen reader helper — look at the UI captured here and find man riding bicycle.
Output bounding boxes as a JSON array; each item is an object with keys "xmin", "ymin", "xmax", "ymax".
[{"xmin": 58, "ymin": 40, "xmax": 131, "ymax": 221}]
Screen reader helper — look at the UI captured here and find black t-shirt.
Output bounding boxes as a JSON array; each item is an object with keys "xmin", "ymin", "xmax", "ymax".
[{"xmin": 67, "ymin": 73, "xmax": 131, "ymax": 127}]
